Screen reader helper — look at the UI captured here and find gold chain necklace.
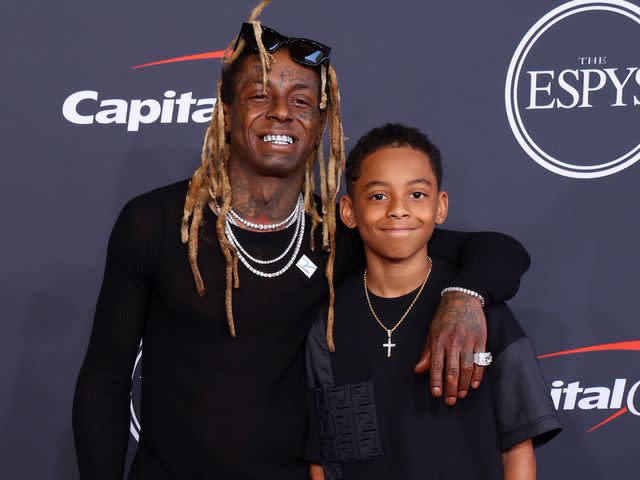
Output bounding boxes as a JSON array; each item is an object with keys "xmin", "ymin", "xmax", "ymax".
[{"xmin": 364, "ymin": 257, "xmax": 433, "ymax": 357}]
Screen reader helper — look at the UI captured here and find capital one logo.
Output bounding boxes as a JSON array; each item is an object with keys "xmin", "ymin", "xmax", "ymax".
[
  {"xmin": 62, "ymin": 50, "xmax": 226, "ymax": 132},
  {"xmin": 539, "ymin": 339, "xmax": 640, "ymax": 432},
  {"xmin": 505, "ymin": 0, "xmax": 640, "ymax": 178}
]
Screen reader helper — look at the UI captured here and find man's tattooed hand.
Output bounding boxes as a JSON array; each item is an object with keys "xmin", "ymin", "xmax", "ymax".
[{"xmin": 414, "ymin": 292, "xmax": 487, "ymax": 406}]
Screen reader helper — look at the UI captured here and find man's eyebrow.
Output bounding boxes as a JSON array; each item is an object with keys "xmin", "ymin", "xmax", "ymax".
[
  {"xmin": 240, "ymin": 79, "xmax": 315, "ymax": 92},
  {"xmin": 242, "ymin": 76, "xmax": 264, "ymax": 86},
  {"xmin": 291, "ymin": 82, "xmax": 314, "ymax": 91},
  {"xmin": 237, "ymin": 71, "xmax": 265, "ymax": 86}
]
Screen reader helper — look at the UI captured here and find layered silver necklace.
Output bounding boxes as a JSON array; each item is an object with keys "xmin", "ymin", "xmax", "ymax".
[{"xmin": 214, "ymin": 194, "xmax": 305, "ymax": 278}]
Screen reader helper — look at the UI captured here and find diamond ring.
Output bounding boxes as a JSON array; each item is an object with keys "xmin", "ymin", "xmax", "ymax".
[{"xmin": 473, "ymin": 352, "xmax": 492, "ymax": 366}]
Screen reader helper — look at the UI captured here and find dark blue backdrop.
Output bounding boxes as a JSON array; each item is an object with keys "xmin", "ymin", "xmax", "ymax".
[{"xmin": 2, "ymin": 0, "xmax": 639, "ymax": 478}]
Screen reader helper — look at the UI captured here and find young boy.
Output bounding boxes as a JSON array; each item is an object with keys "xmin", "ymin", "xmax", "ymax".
[{"xmin": 305, "ymin": 124, "xmax": 561, "ymax": 479}]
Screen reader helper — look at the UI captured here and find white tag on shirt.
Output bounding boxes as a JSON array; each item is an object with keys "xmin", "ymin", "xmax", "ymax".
[{"xmin": 296, "ymin": 254, "xmax": 318, "ymax": 279}]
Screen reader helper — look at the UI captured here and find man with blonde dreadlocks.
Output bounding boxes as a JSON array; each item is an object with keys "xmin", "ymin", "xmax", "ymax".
[{"xmin": 73, "ymin": 2, "xmax": 530, "ymax": 479}]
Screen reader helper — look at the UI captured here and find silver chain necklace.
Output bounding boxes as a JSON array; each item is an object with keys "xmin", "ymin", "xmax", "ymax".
[
  {"xmin": 213, "ymin": 194, "xmax": 306, "ymax": 278},
  {"xmin": 229, "ymin": 210, "xmax": 305, "ymax": 278},
  {"xmin": 225, "ymin": 202, "xmax": 303, "ymax": 265},
  {"xmin": 229, "ymin": 194, "xmax": 301, "ymax": 230}
]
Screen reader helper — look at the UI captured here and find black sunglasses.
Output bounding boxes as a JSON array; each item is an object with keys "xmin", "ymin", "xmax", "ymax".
[{"xmin": 234, "ymin": 22, "xmax": 331, "ymax": 67}]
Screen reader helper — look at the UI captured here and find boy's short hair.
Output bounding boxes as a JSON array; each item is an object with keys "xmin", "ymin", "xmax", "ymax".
[{"xmin": 345, "ymin": 123, "xmax": 443, "ymax": 194}]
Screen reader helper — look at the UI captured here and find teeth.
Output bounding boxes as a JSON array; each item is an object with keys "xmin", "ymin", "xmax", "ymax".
[{"xmin": 263, "ymin": 134, "xmax": 294, "ymax": 145}]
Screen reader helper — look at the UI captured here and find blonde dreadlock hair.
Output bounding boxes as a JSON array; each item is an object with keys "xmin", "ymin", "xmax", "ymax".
[{"xmin": 180, "ymin": 0, "xmax": 345, "ymax": 351}]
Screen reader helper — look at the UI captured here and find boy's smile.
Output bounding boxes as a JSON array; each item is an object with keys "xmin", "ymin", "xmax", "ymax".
[{"xmin": 341, "ymin": 146, "xmax": 448, "ymax": 266}]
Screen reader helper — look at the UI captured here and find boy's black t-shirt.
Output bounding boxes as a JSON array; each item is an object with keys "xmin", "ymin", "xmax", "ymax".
[{"xmin": 305, "ymin": 260, "xmax": 561, "ymax": 480}]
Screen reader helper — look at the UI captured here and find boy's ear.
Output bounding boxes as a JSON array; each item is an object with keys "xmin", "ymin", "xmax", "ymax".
[
  {"xmin": 339, "ymin": 195, "xmax": 357, "ymax": 229},
  {"xmin": 435, "ymin": 191, "xmax": 449, "ymax": 225}
]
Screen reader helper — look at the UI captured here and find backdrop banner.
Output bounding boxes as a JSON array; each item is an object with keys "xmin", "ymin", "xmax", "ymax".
[{"xmin": 2, "ymin": 0, "xmax": 638, "ymax": 478}]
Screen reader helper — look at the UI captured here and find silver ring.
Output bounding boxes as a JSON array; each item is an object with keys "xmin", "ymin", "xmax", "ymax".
[{"xmin": 473, "ymin": 352, "xmax": 492, "ymax": 366}]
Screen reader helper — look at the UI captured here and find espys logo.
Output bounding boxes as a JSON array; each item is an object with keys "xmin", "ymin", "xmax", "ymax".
[
  {"xmin": 62, "ymin": 50, "xmax": 227, "ymax": 132},
  {"xmin": 538, "ymin": 340, "xmax": 640, "ymax": 432},
  {"xmin": 505, "ymin": 0, "xmax": 640, "ymax": 178}
]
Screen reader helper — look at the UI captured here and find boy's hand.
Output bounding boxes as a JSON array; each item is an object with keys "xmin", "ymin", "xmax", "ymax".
[{"xmin": 414, "ymin": 291, "xmax": 487, "ymax": 405}]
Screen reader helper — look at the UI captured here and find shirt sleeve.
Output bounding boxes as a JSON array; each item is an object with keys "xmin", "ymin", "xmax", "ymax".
[
  {"xmin": 484, "ymin": 303, "xmax": 562, "ymax": 451},
  {"xmin": 428, "ymin": 229, "xmax": 531, "ymax": 304},
  {"xmin": 72, "ymin": 196, "xmax": 160, "ymax": 479}
]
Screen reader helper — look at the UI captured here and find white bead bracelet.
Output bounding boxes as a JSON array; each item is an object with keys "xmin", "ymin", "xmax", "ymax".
[{"xmin": 440, "ymin": 287, "xmax": 485, "ymax": 307}]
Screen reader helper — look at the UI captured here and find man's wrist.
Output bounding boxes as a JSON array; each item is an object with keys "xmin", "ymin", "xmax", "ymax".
[{"xmin": 441, "ymin": 287, "xmax": 485, "ymax": 307}]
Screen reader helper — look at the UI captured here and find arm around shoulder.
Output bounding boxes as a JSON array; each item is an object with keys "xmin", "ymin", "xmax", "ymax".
[{"xmin": 429, "ymin": 228, "xmax": 531, "ymax": 304}]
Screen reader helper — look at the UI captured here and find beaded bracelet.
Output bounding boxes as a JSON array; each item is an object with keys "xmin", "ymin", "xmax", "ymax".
[{"xmin": 441, "ymin": 287, "xmax": 485, "ymax": 307}]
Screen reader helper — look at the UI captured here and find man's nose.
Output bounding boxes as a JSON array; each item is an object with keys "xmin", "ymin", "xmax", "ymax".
[{"xmin": 266, "ymin": 95, "xmax": 293, "ymax": 121}]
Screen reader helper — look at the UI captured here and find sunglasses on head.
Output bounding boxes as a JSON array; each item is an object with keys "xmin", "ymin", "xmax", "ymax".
[{"xmin": 234, "ymin": 22, "xmax": 331, "ymax": 67}]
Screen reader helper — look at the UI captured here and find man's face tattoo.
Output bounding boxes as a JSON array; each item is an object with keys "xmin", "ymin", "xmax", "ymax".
[{"xmin": 224, "ymin": 49, "xmax": 324, "ymax": 179}]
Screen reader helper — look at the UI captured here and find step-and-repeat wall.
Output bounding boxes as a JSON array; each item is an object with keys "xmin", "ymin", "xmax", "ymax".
[{"xmin": 2, "ymin": 0, "xmax": 638, "ymax": 478}]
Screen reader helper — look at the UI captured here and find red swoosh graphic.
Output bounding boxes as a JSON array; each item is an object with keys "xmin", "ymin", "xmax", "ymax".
[
  {"xmin": 537, "ymin": 340, "xmax": 640, "ymax": 359},
  {"xmin": 587, "ymin": 407, "xmax": 628, "ymax": 433},
  {"xmin": 132, "ymin": 50, "xmax": 228, "ymax": 69}
]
